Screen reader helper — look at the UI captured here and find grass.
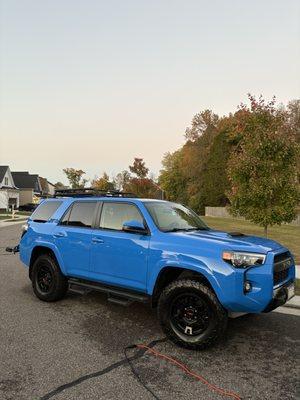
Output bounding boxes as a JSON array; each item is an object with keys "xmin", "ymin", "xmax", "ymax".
[
  {"xmin": 202, "ymin": 216, "xmax": 300, "ymax": 264},
  {"xmin": 296, "ymin": 279, "xmax": 300, "ymax": 296}
]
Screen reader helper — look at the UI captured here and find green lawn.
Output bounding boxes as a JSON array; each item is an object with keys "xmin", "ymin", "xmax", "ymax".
[
  {"xmin": 16, "ymin": 211, "xmax": 32, "ymax": 216},
  {"xmin": 202, "ymin": 216, "xmax": 300, "ymax": 264}
]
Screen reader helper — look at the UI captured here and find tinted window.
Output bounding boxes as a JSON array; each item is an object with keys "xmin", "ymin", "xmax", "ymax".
[
  {"xmin": 144, "ymin": 201, "xmax": 208, "ymax": 232},
  {"xmin": 100, "ymin": 202, "xmax": 143, "ymax": 231},
  {"xmin": 65, "ymin": 202, "xmax": 97, "ymax": 228},
  {"xmin": 31, "ymin": 201, "xmax": 62, "ymax": 222}
]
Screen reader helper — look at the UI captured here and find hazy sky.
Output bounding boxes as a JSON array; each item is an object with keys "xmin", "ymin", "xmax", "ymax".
[{"xmin": 1, "ymin": 0, "xmax": 299, "ymax": 184}]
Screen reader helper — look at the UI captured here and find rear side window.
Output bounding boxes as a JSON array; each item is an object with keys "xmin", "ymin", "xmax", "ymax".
[
  {"xmin": 61, "ymin": 202, "xmax": 97, "ymax": 228},
  {"xmin": 31, "ymin": 201, "xmax": 62, "ymax": 222},
  {"xmin": 99, "ymin": 202, "xmax": 143, "ymax": 231}
]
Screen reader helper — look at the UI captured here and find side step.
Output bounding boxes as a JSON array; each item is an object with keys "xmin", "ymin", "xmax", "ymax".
[
  {"xmin": 68, "ymin": 278, "xmax": 149, "ymax": 304},
  {"xmin": 68, "ymin": 283, "xmax": 92, "ymax": 296},
  {"xmin": 107, "ymin": 296, "xmax": 133, "ymax": 307}
]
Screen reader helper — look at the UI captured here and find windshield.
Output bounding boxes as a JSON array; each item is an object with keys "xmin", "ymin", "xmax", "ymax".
[{"xmin": 144, "ymin": 201, "xmax": 209, "ymax": 232}]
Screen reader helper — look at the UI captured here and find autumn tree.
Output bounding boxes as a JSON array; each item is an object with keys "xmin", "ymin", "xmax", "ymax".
[
  {"xmin": 91, "ymin": 172, "xmax": 115, "ymax": 191},
  {"xmin": 227, "ymin": 94, "xmax": 300, "ymax": 236},
  {"xmin": 63, "ymin": 168, "xmax": 88, "ymax": 189},
  {"xmin": 124, "ymin": 158, "xmax": 159, "ymax": 198},
  {"xmin": 159, "ymin": 109, "xmax": 223, "ymax": 213},
  {"xmin": 129, "ymin": 158, "xmax": 149, "ymax": 178},
  {"xmin": 286, "ymin": 99, "xmax": 300, "ymax": 183},
  {"xmin": 114, "ymin": 170, "xmax": 131, "ymax": 191}
]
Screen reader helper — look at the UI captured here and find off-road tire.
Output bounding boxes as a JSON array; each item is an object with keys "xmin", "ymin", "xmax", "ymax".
[
  {"xmin": 157, "ymin": 279, "xmax": 227, "ymax": 350},
  {"xmin": 32, "ymin": 254, "xmax": 68, "ymax": 302}
]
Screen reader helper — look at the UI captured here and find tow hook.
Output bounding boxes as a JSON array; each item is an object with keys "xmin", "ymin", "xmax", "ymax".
[{"xmin": 6, "ymin": 245, "xmax": 19, "ymax": 254}]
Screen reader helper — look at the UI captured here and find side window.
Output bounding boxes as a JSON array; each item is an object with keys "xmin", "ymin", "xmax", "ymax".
[
  {"xmin": 100, "ymin": 202, "xmax": 144, "ymax": 231},
  {"xmin": 31, "ymin": 201, "xmax": 62, "ymax": 222},
  {"xmin": 60, "ymin": 206, "xmax": 72, "ymax": 226},
  {"xmin": 62, "ymin": 202, "xmax": 97, "ymax": 228}
]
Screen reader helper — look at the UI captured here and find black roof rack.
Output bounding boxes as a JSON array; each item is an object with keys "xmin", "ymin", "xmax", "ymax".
[{"xmin": 54, "ymin": 188, "xmax": 137, "ymax": 198}]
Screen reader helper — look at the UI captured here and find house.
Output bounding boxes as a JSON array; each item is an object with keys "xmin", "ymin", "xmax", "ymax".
[
  {"xmin": 11, "ymin": 171, "xmax": 42, "ymax": 206},
  {"xmin": 0, "ymin": 166, "xmax": 19, "ymax": 211},
  {"xmin": 39, "ymin": 177, "xmax": 55, "ymax": 197}
]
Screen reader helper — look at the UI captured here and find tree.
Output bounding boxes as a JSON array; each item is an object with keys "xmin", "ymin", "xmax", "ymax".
[
  {"xmin": 185, "ymin": 110, "xmax": 219, "ymax": 141},
  {"xmin": 91, "ymin": 172, "xmax": 115, "ymax": 191},
  {"xmin": 227, "ymin": 94, "xmax": 300, "ymax": 236},
  {"xmin": 159, "ymin": 150, "xmax": 188, "ymax": 203},
  {"xmin": 114, "ymin": 170, "xmax": 131, "ymax": 191},
  {"xmin": 286, "ymin": 99, "xmax": 300, "ymax": 184},
  {"xmin": 54, "ymin": 182, "xmax": 67, "ymax": 189},
  {"xmin": 124, "ymin": 158, "xmax": 159, "ymax": 198},
  {"xmin": 62, "ymin": 168, "xmax": 88, "ymax": 189},
  {"xmin": 159, "ymin": 109, "xmax": 222, "ymax": 213},
  {"xmin": 129, "ymin": 158, "xmax": 149, "ymax": 178},
  {"xmin": 124, "ymin": 177, "xmax": 160, "ymax": 198}
]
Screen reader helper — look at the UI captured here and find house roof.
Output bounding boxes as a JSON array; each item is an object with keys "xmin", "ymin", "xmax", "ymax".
[
  {"xmin": 11, "ymin": 172, "xmax": 41, "ymax": 191},
  {"xmin": 0, "ymin": 166, "xmax": 9, "ymax": 183}
]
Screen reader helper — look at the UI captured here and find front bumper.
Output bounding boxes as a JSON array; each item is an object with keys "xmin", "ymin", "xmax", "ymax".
[
  {"xmin": 213, "ymin": 248, "xmax": 296, "ymax": 313},
  {"xmin": 263, "ymin": 280, "xmax": 295, "ymax": 312}
]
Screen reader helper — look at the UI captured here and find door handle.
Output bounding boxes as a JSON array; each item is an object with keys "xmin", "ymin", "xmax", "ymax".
[
  {"xmin": 92, "ymin": 237, "xmax": 104, "ymax": 244},
  {"xmin": 54, "ymin": 232, "xmax": 66, "ymax": 238}
]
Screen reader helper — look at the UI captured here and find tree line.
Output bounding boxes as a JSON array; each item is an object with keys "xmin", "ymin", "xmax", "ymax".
[
  {"xmin": 56, "ymin": 95, "xmax": 300, "ymax": 235},
  {"xmin": 57, "ymin": 157, "xmax": 162, "ymax": 199}
]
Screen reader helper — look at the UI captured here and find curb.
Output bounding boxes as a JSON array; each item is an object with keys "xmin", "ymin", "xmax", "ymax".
[{"xmin": 283, "ymin": 295, "xmax": 300, "ymax": 310}]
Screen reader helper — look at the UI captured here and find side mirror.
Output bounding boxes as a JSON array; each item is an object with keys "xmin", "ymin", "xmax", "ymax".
[{"xmin": 122, "ymin": 220, "xmax": 147, "ymax": 235}]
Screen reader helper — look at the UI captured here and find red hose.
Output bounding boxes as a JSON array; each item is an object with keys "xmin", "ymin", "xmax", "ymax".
[{"xmin": 136, "ymin": 344, "xmax": 242, "ymax": 400}]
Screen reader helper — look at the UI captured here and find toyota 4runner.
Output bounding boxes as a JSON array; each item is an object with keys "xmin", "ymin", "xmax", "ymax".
[{"xmin": 10, "ymin": 189, "xmax": 296, "ymax": 350}]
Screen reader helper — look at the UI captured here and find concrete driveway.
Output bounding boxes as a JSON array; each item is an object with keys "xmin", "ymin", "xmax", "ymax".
[{"xmin": 0, "ymin": 224, "xmax": 299, "ymax": 400}]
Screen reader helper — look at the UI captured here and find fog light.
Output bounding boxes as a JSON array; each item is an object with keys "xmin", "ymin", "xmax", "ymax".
[{"xmin": 244, "ymin": 281, "xmax": 252, "ymax": 292}]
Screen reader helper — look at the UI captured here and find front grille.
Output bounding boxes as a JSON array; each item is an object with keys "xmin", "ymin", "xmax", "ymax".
[{"xmin": 273, "ymin": 252, "xmax": 292, "ymax": 285}]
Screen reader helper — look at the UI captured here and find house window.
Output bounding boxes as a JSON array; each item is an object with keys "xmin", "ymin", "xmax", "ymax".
[{"xmin": 4, "ymin": 177, "xmax": 8, "ymax": 186}]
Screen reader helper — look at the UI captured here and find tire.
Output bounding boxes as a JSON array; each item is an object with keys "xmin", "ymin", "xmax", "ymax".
[
  {"xmin": 157, "ymin": 279, "xmax": 227, "ymax": 350},
  {"xmin": 31, "ymin": 254, "xmax": 68, "ymax": 302}
]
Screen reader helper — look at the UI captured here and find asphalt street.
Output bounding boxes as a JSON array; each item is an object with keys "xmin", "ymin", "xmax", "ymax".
[{"xmin": 0, "ymin": 224, "xmax": 299, "ymax": 400}]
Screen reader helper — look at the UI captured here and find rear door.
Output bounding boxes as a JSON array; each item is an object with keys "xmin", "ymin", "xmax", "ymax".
[
  {"xmin": 90, "ymin": 201, "xmax": 150, "ymax": 291},
  {"xmin": 53, "ymin": 201, "xmax": 98, "ymax": 278}
]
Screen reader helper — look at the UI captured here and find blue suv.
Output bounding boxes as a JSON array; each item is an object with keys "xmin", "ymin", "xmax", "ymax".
[{"xmin": 14, "ymin": 189, "xmax": 295, "ymax": 349}]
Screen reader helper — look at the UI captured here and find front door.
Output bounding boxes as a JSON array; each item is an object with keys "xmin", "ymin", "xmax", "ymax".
[
  {"xmin": 53, "ymin": 201, "xmax": 98, "ymax": 278},
  {"xmin": 90, "ymin": 201, "xmax": 149, "ymax": 292}
]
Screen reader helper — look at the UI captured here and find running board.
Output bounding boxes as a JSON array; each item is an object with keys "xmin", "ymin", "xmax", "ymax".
[
  {"xmin": 107, "ymin": 296, "xmax": 133, "ymax": 307},
  {"xmin": 68, "ymin": 278, "xmax": 149, "ymax": 303}
]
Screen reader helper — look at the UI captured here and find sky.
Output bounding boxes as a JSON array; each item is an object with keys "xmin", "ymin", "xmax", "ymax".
[{"xmin": 0, "ymin": 0, "xmax": 299, "ymax": 184}]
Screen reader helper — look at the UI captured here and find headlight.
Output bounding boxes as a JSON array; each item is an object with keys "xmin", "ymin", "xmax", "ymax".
[{"xmin": 222, "ymin": 251, "xmax": 266, "ymax": 268}]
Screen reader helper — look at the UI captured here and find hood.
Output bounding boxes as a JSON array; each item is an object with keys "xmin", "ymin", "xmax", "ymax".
[{"xmin": 175, "ymin": 229, "xmax": 282, "ymax": 253}]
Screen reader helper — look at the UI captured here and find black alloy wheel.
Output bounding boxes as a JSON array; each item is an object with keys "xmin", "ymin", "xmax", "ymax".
[
  {"xmin": 32, "ymin": 254, "xmax": 68, "ymax": 302},
  {"xmin": 170, "ymin": 292, "xmax": 213, "ymax": 339},
  {"xmin": 158, "ymin": 279, "xmax": 228, "ymax": 350}
]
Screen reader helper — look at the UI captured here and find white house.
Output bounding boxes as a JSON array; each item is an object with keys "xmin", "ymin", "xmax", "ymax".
[{"xmin": 0, "ymin": 166, "xmax": 19, "ymax": 211}]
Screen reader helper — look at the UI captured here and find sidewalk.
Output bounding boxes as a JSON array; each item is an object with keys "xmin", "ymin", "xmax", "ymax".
[{"xmin": 0, "ymin": 219, "xmax": 27, "ymax": 228}]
